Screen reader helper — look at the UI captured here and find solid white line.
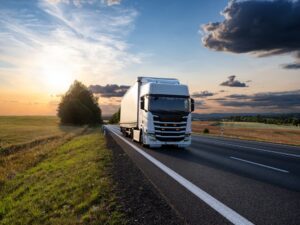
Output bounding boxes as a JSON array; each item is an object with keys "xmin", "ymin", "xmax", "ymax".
[
  {"xmin": 193, "ymin": 137, "xmax": 300, "ymax": 158},
  {"xmin": 106, "ymin": 125, "xmax": 254, "ymax": 225},
  {"xmin": 230, "ymin": 156, "xmax": 289, "ymax": 173}
]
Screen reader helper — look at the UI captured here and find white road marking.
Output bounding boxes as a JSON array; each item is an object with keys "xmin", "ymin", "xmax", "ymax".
[
  {"xmin": 106, "ymin": 125, "xmax": 254, "ymax": 225},
  {"xmin": 193, "ymin": 137, "xmax": 300, "ymax": 158},
  {"xmin": 230, "ymin": 156, "xmax": 289, "ymax": 173}
]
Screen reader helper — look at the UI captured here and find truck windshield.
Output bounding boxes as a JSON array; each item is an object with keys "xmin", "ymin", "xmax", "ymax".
[{"xmin": 147, "ymin": 96, "xmax": 189, "ymax": 112}]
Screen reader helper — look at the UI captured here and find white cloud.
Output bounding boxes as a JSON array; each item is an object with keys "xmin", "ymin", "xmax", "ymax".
[
  {"xmin": 104, "ymin": 0, "xmax": 122, "ymax": 6},
  {"xmin": 46, "ymin": 0, "xmax": 122, "ymax": 7}
]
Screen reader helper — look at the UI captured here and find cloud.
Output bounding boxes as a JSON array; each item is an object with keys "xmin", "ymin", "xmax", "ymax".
[
  {"xmin": 225, "ymin": 94, "xmax": 250, "ymax": 99},
  {"xmin": 283, "ymin": 63, "xmax": 300, "ymax": 69},
  {"xmin": 217, "ymin": 90, "xmax": 300, "ymax": 109},
  {"xmin": 194, "ymin": 100, "xmax": 209, "ymax": 110},
  {"xmin": 192, "ymin": 91, "xmax": 215, "ymax": 98},
  {"xmin": 46, "ymin": 0, "xmax": 122, "ymax": 7},
  {"xmin": 202, "ymin": 0, "xmax": 300, "ymax": 69},
  {"xmin": 89, "ymin": 84, "xmax": 129, "ymax": 97},
  {"xmin": 0, "ymin": 0, "xmax": 139, "ymax": 91},
  {"xmin": 104, "ymin": 0, "xmax": 122, "ymax": 6},
  {"xmin": 220, "ymin": 75, "xmax": 247, "ymax": 87},
  {"xmin": 46, "ymin": 0, "xmax": 96, "ymax": 7},
  {"xmin": 282, "ymin": 52, "xmax": 300, "ymax": 69},
  {"xmin": 208, "ymin": 97, "xmax": 227, "ymax": 101}
]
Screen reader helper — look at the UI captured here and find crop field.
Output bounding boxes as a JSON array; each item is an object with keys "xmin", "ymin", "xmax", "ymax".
[
  {"xmin": 0, "ymin": 116, "xmax": 125, "ymax": 225},
  {"xmin": 192, "ymin": 121, "xmax": 300, "ymax": 146}
]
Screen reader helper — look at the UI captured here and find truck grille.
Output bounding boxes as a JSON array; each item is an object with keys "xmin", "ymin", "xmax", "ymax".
[{"xmin": 153, "ymin": 114, "xmax": 187, "ymax": 142}]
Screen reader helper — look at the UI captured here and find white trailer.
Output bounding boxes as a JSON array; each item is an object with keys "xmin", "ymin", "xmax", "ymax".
[{"xmin": 120, "ymin": 77, "xmax": 194, "ymax": 148}]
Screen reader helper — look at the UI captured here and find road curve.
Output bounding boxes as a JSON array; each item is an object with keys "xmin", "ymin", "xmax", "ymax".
[{"xmin": 105, "ymin": 125, "xmax": 300, "ymax": 225}]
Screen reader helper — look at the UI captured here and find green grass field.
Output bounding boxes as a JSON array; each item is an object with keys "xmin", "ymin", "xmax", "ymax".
[
  {"xmin": 0, "ymin": 116, "xmax": 125, "ymax": 225},
  {"xmin": 0, "ymin": 116, "xmax": 84, "ymax": 150}
]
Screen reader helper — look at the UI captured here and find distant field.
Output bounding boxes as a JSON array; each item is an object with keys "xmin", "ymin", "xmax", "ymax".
[
  {"xmin": 0, "ymin": 116, "xmax": 125, "ymax": 225},
  {"xmin": 221, "ymin": 121, "xmax": 300, "ymax": 130},
  {"xmin": 193, "ymin": 121, "xmax": 300, "ymax": 146},
  {"xmin": 0, "ymin": 116, "xmax": 82, "ymax": 150}
]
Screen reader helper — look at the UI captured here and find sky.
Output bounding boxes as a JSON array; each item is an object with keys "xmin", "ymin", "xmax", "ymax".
[{"xmin": 0, "ymin": 0, "xmax": 299, "ymax": 116}]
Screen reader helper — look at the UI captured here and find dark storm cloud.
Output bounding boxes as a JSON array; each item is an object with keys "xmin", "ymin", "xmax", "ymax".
[
  {"xmin": 89, "ymin": 84, "xmax": 130, "ymax": 97},
  {"xmin": 217, "ymin": 90, "xmax": 300, "ymax": 108},
  {"xmin": 220, "ymin": 75, "xmax": 247, "ymax": 87},
  {"xmin": 192, "ymin": 91, "xmax": 215, "ymax": 98},
  {"xmin": 202, "ymin": 0, "xmax": 300, "ymax": 69}
]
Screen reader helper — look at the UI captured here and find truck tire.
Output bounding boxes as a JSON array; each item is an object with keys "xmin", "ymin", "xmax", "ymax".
[
  {"xmin": 130, "ymin": 129, "xmax": 134, "ymax": 139},
  {"xmin": 121, "ymin": 128, "xmax": 126, "ymax": 137}
]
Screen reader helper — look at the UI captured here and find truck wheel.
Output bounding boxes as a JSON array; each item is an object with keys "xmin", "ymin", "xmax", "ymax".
[
  {"xmin": 130, "ymin": 129, "xmax": 134, "ymax": 139},
  {"xmin": 121, "ymin": 128, "xmax": 126, "ymax": 137}
]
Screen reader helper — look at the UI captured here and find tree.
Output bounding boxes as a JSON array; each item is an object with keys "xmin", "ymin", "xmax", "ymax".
[
  {"xmin": 57, "ymin": 80, "xmax": 102, "ymax": 125},
  {"xmin": 203, "ymin": 128, "xmax": 209, "ymax": 134},
  {"xmin": 109, "ymin": 108, "xmax": 120, "ymax": 124}
]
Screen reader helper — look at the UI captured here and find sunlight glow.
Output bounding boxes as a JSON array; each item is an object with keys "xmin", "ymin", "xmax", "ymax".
[
  {"xmin": 40, "ymin": 46, "xmax": 76, "ymax": 92},
  {"xmin": 42, "ymin": 65, "xmax": 73, "ymax": 92}
]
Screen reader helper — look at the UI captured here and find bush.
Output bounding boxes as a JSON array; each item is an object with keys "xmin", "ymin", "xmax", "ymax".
[
  {"xmin": 57, "ymin": 80, "xmax": 102, "ymax": 125},
  {"xmin": 109, "ymin": 108, "xmax": 120, "ymax": 124},
  {"xmin": 203, "ymin": 128, "xmax": 210, "ymax": 134}
]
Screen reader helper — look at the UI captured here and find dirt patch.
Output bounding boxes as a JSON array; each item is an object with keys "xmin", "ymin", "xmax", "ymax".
[{"xmin": 106, "ymin": 134, "xmax": 186, "ymax": 225}]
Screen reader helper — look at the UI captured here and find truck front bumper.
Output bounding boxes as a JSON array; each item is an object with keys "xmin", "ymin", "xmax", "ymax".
[{"xmin": 143, "ymin": 133, "xmax": 191, "ymax": 148}]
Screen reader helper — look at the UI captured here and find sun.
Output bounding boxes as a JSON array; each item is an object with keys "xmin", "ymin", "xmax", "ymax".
[
  {"xmin": 40, "ymin": 46, "xmax": 76, "ymax": 92},
  {"xmin": 42, "ymin": 64, "xmax": 73, "ymax": 92}
]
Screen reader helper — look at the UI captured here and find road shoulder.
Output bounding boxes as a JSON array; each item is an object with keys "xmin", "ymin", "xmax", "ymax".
[{"xmin": 106, "ymin": 133, "xmax": 186, "ymax": 225}]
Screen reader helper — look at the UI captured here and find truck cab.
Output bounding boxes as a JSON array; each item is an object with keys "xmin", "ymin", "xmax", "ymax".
[{"xmin": 120, "ymin": 77, "xmax": 194, "ymax": 148}]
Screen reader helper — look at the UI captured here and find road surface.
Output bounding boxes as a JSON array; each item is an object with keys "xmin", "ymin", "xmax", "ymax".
[{"xmin": 105, "ymin": 125, "xmax": 300, "ymax": 225}]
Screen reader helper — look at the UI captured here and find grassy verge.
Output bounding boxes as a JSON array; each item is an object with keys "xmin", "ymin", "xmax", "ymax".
[
  {"xmin": 0, "ymin": 129, "xmax": 126, "ymax": 225},
  {"xmin": 193, "ymin": 121, "xmax": 300, "ymax": 146},
  {"xmin": 0, "ymin": 128, "xmax": 86, "ymax": 185}
]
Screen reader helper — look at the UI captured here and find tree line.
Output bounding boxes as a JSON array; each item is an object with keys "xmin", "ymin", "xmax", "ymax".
[{"xmin": 228, "ymin": 114, "xmax": 300, "ymax": 126}]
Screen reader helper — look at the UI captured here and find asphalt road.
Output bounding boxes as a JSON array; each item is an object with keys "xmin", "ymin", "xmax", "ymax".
[{"xmin": 105, "ymin": 125, "xmax": 300, "ymax": 225}]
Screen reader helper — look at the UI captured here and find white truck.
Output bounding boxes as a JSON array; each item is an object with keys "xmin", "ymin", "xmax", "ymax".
[{"xmin": 120, "ymin": 77, "xmax": 194, "ymax": 148}]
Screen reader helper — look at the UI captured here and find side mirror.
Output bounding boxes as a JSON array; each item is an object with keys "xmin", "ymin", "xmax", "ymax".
[
  {"xmin": 140, "ymin": 97, "xmax": 145, "ymax": 110},
  {"xmin": 191, "ymin": 98, "xmax": 195, "ymax": 112}
]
